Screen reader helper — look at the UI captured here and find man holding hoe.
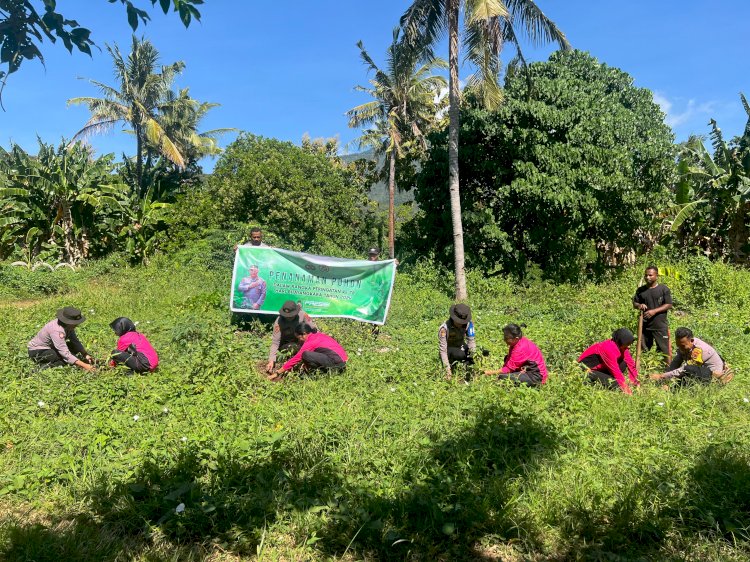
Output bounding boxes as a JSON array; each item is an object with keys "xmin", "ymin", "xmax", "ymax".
[{"xmin": 633, "ymin": 266, "xmax": 673, "ymax": 361}]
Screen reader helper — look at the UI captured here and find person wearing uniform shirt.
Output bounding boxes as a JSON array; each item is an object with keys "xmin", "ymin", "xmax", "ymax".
[
  {"xmin": 27, "ymin": 306, "xmax": 95, "ymax": 371},
  {"xmin": 266, "ymin": 300, "xmax": 317, "ymax": 373},
  {"xmin": 438, "ymin": 303, "xmax": 476, "ymax": 380},
  {"xmin": 650, "ymin": 327, "xmax": 733, "ymax": 385},
  {"xmin": 239, "ymin": 265, "xmax": 267, "ymax": 309},
  {"xmin": 484, "ymin": 323, "xmax": 548, "ymax": 386},
  {"xmin": 633, "ymin": 266, "xmax": 673, "ymax": 356},
  {"xmin": 578, "ymin": 328, "xmax": 640, "ymax": 394},
  {"xmin": 269, "ymin": 323, "xmax": 347, "ymax": 381}
]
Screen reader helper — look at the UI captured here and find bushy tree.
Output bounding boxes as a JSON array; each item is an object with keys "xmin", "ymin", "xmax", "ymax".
[
  {"xmin": 406, "ymin": 50, "xmax": 674, "ymax": 281},
  {"xmin": 205, "ymin": 134, "xmax": 380, "ymax": 256}
]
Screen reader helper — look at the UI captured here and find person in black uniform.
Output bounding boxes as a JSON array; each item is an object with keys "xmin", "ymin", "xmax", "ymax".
[{"xmin": 633, "ymin": 266, "xmax": 673, "ymax": 356}]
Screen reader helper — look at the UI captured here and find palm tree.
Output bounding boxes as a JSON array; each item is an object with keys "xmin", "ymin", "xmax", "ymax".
[
  {"xmin": 68, "ymin": 36, "xmax": 187, "ymax": 197},
  {"xmin": 347, "ymin": 28, "xmax": 447, "ymax": 259},
  {"xmin": 400, "ymin": 0, "xmax": 570, "ymax": 299}
]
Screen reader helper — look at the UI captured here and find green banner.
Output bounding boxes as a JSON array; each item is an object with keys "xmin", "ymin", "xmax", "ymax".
[{"xmin": 231, "ymin": 246, "xmax": 397, "ymax": 324}]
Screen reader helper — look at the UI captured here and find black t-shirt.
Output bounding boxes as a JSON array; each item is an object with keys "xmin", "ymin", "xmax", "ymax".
[{"xmin": 633, "ymin": 284, "xmax": 672, "ymax": 328}]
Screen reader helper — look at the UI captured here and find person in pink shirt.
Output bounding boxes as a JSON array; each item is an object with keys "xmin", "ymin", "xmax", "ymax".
[
  {"xmin": 109, "ymin": 317, "xmax": 159, "ymax": 373},
  {"xmin": 269, "ymin": 323, "xmax": 347, "ymax": 381},
  {"xmin": 484, "ymin": 323, "xmax": 548, "ymax": 386},
  {"xmin": 578, "ymin": 328, "xmax": 639, "ymax": 394}
]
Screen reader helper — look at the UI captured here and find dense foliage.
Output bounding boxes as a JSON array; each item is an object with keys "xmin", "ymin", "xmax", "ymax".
[
  {"xmin": 0, "ymin": 251, "xmax": 748, "ymax": 560},
  {"xmin": 406, "ymin": 50, "xmax": 675, "ymax": 281},
  {"xmin": 202, "ymin": 134, "xmax": 381, "ymax": 255}
]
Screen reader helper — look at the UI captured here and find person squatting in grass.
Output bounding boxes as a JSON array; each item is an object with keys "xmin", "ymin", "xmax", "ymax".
[
  {"xmin": 266, "ymin": 300, "xmax": 317, "ymax": 373},
  {"xmin": 650, "ymin": 327, "xmax": 734, "ymax": 385},
  {"xmin": 27, "ymin": 306, "xmax": 95, "ymax": 372},
  {"xmin": 269, "ymin": 323, "xmax": 347, "ymax": 382},
  {"xmin": 484, "ymin": 323, "xmax": 548, "ymax": 386},
  {"xmin": 633, "ymin": 265, "xmax": 673, "ymax": 358},
  {"xmin": 109, "ymin": 317, "xmax": 159, "ymax": 373},
  {"xmin": 438, "ymin": 304, "xmax": 476, "ymax": 381},
  {"xmin": 578, "ymin": 328, "xmax": 640, "ymax": 395}
]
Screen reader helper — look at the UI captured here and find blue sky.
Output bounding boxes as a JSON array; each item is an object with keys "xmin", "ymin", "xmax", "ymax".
[{"xmin": 1, "ymin": 1, "xmax": 749, "ymax": 171}]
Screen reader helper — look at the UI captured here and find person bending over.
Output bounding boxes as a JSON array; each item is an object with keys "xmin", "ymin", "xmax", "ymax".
[
  {"xmin": 650, "ymin": 327, "xmax": 733, "ymax": 385},
  {"xmin": 266, "ymin": 300, "xmax": 316, "ymax": 373},
  {"xmin": 484, "ymin": 323, "xmax": 548, "ymax": 386},
  {"xmin": 438, "ymin": 304, "xmax": 476, "ymax": 380},
  {"xmin": 269, "ymin": 324, "xmax": 347, "ymax": 381},
  {"xmin": 578, "ymin": 328, "xmax": 640, "ymax": 394},
  {"xmin": 27, "ymin": 307, "xmax": 95, "ymax": 371},
  {"xmin": 109, "ymin": 317, "xmax": 159, "ymax": 373}
]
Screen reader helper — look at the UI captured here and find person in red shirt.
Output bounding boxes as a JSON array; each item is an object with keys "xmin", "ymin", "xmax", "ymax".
[
  {"xmin": 269, "ymin": 323, "xmax": 347, "ymax": 381},
  {"xmin": 578, "ymin": 328, "xmax": 639, "ymax": 394},
  {"xmin": 109, "ymin": 317, "xmax": 159, "ymax": 373},
  {"xmin": 484, "ymin": 323, "xmax": 548, "ymax": 386}
]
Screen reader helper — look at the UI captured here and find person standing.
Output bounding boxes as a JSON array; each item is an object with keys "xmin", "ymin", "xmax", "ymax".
[
  {"xmin": 367, "ymin": 247, "xmax": 380, "ymax": 261},
  {"xmin": 27, "ymin": 307, "xmax": 95, "ymax": 371},
  {"xmin": 650, "ymin": 327, "xmax": 733, "ymax": 385},
  {"xmin": 266, "ymin": 300, "xmax": 317, "ymax": 373},
  {"xmin": 438, "ymin": 304, "xmax": 476, "ymax": 380},
  {"xmin": 484, "ymin": 323, "xmax": 548, "ymax": 386},
  {"xmin": 234, "ymin": 227, "xmax": 268, "ymax": 251},
  {"xmin": 238, "ymin": 265, "xmax": 267, "ymax": 310},
  {"xmin": 633, "ymin": 266, "xmax": 673, "ymax": 356},
  {"xmin": 578, "ymin": 328, "xmax": 640, "ymax": 394}
]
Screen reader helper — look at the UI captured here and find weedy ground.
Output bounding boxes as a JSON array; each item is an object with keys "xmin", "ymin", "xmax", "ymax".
[{"xmin": 0, "ymin": 248, "xmax": 749, "ymax": 561}]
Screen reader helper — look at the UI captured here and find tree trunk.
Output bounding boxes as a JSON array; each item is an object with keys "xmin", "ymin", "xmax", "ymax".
[
  {"xmin": 388, "ymin": 149, "xmax": 396, "ymax": 259},
  {"xmin": 730, "ymin": 201, "xmax": 749, "ymax": 263},
  {"xmin": 447, "ymin": 0, "xmax": 468, "ymax": 301},
  {"xmin": 136, "ymin": 124, "xmax": 144, "ymax": 198}
]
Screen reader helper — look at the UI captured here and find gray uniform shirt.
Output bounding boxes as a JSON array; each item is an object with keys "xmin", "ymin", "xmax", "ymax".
[
  {"xmin": 268, "ymin": 309, "xmax": 316, "ymax": 363},
  {"xmin": 28, "ymin": 319, "xmax": 87, "ymax": 365},
  {"xmin": 663, "ymin": 337, "xmax": 724, "ymax": 379}
]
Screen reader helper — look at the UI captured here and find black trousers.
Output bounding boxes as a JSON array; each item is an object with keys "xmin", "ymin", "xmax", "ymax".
[
  {"xmin": 674, "ymin": 364, "xmax": 713, "ymax": 385},
  {"xmin": 580, "ymin": 354, "xmax": 626, "ymax": 390},
  {"xmin": 111, "ymin": 348, "xmax": 151, "ymax": 373},
  {"xmin": 447, "ymin": 346, "xmax": 473, "ymax": 366},
  {"xmin": 301, "ymin": 347, "xmax": 345, "ymax": 371},
  {"xmin": 641, "ymin": 325, "xmax": 670, "ymax": 354},
  {"xmin": 28, "ymin": 348, "xmax": 68, "ymax": 369},
  {"xmin": 497, "ymin": 361, "xmax": 543, "ymax": 387}
]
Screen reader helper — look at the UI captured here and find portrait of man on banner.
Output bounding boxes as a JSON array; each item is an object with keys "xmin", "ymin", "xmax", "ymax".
[{"xmin": 238, "ymin": 264, "xmax": 267, "ymax": 310}]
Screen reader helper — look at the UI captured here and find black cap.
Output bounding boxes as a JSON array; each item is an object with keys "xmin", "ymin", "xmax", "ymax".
[
  {"xmin": 449, "ymin": 304, "xmax": 472, "ymax": 325},
  {"xmin": 279, "ymin": 300, "xmax": 300, "ymax": 318},
  {"xmin": 56, "ymin": 306, "xmax": 85, "ymax": 326},
  {"xmin": 368, "ymin": 247, "xmax": 379, "ymax": 256}
]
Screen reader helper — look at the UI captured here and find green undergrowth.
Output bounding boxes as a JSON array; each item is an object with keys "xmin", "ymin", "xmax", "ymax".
[{"xmin": 0, "ymin": 254, "xmax": 749, "ymax": 560}]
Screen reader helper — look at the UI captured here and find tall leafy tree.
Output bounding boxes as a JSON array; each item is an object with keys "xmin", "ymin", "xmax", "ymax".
[
  {"xmin": 347, "ymin": 28, "xmax": 446, "ymax": 259},
  {"xmin": 400, "ymin": 0, "xmax": 569, "ymax": 299},
  {"xmin": 68, "ymin": 36, "xmax": 185, "ymax": 197},
  {"xmin": 0, "ymin": 0, "xmax": 203, "ymax": 106}
]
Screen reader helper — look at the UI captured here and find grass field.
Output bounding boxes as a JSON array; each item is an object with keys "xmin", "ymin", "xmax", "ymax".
[{"xmin": 0, "ymin": 250, "xmax": 749, "ymax": 561}]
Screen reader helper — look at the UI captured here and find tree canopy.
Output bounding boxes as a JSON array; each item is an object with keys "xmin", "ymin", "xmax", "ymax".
[{"xmin": 407, "ymin": 50, "xmax": 675, "ymax": 281}]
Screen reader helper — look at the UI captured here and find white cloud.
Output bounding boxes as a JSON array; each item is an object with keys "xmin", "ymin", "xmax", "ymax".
[{"xmin": 654, "ymin": 92, "xmax": 716, "ymax": 128}]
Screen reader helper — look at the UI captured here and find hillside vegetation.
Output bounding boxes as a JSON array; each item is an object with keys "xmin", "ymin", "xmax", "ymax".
[{"xmin": 0, "ymin": 247, "xmax": 748, "ymax": 561}]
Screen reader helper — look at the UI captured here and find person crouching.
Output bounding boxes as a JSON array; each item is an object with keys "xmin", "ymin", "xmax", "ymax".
[
  {"xmin": 109, "ymin": 317, "xmax": 159, "ymax": 373},
  {"xmin": 269, "ymin": 323, "xmax": 347, "ymax": 381},
  {"xmin": 27, "ymin": 306, "xmax": 95, "ymax": 371}
]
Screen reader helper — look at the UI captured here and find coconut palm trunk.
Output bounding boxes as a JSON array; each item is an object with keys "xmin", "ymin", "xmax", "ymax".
[
  {"xmin": 447, "ymin": 0, "xmax": 467, "ymax": 300},
  {"xmin": 388, "ymin": 149, "xmax": 396, "ymax": 259}
]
